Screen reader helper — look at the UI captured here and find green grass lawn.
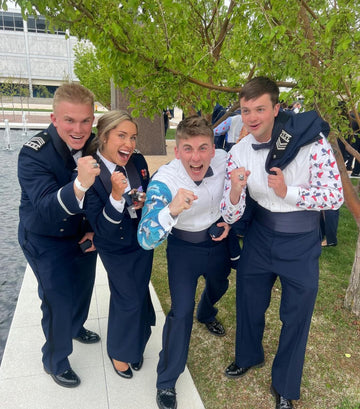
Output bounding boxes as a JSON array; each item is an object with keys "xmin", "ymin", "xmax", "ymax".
[
  {"xmin": 166, "ymin": 128, "xmax": 176, "ymax": 140},
  {"xmin": 151, "ymin": 203, "xmax": 360, "ymax": 409}
]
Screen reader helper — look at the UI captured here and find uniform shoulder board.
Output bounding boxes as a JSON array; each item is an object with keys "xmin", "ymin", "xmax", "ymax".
[
  {"xmin": 133, "ymin": 148, "xmax": 142, "ymax": 154},
  {"xmin": 23, "ymin": 131, "xmax": 51, "ymax": 151}
]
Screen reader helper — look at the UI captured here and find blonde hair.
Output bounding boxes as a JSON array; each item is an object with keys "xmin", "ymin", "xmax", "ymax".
[
  {"xmin": 95, "ymin": 110, "xmax": 138, "ymax": 152},
  {"xmin": 53, "ymin": 83, "xmax": 94, "ymax": 111}
]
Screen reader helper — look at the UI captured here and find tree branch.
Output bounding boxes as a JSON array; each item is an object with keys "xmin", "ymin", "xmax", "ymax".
[
  {"xmin": 299, "ymin": 0, "xmax": 325, "ymax": 30},
  {"xmin": 212, "ymin": 0, "xmax": 236, "ymax": 61},
  {"xmin": 156, "ymin": 0, "xmax": 171, "ymax": 51}
]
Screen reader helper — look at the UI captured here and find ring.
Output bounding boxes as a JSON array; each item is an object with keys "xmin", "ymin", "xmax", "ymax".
[
  {"xmin": 185, "ymin": 198, "xmax": 190, "ymax": 204},
  {"xmin": 238, "ymin": 174, "xmax": 245, "ymax": 181},
  {"xmin": 122, "ymin": 180, "xmax": 127, "ymax": 184},
  {"xmin": 92, "ymin": 162, "xmax": 99, "ymax": 168}
]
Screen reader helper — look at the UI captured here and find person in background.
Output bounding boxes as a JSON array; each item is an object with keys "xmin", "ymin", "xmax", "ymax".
[
  {"xmin": 211, "ymin": 102, "xmax": 227, "ymax": 125},
  {"xmin": 17, "ymin": 83, "xmax": 101, "ymax": 388},
  {"xmin": 138, "ymin": 116, "xmax": 232, "ymax": 409},
  {"xmin": 221, "ymin": 77, "xmax": 343, "ymax": 409},
  {"xmin": 85, "ymin": 110, "xmax": 155, "ymax": 380},
  {"xmin": 320, "ymin": 209, "xmax": 339, "ymax": 247},
  {"xmin": 348, "ymin": 110, "xmax": 360, "ymax": 178},
  {"xmin": 163, "ymin": 108, "xmax": 174, "ymax": 136},
  {"xmin": 213, "ymin": 113, "xmax": 248, "ymax": 151},
  {"xmin": 290, "ymin": 101, "xmax": 302, "ymax": 114}
]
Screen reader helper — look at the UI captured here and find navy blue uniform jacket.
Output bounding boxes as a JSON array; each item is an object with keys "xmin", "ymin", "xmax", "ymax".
[
  {"xmin": 18, "ymin": 123, "xmax": 94, "ymax": 238},
  {"xmin": 85, "ymin": 152, "xmax": 150, "ymax": 252}
]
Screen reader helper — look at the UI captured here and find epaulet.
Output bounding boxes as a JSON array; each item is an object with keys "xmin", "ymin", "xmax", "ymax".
[
  {"xmin": 133, "ymin": 148, "xmax": 142, "ymax": 154},
  {"xmin": 23, "ymin": 131, "xmax": 51, "ymax": 151}
]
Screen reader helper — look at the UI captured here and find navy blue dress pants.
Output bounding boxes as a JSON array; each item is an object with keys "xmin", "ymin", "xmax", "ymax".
[
  {"xmin": 320, "ymin": 209, "xmax": 339, "ymax": 245},
  {"xmin": 99, "ymin": 247, "xmax": 155, "ymax": 364},
  {"xmin": 235, "ymin": 219, "xmax": 321, "ymax": 400},
  {"xmin": 18, "ymin": 228, "xmax": 97, "ymax": 375},
  {"xmin": 156, "ymin": 235, "xmax": 230, "ymax": 389}
]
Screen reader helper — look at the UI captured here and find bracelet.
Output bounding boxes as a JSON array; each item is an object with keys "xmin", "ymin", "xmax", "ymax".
[{"xmin": 74, "ymin": 177, "xmax": 89, "ymax": 192}]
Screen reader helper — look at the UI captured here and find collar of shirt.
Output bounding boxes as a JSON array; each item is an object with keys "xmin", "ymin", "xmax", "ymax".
[
  {"xmin": 97, "ymin": 149, "xmax": 117, "ymax": 174},
  {"xmin": 68, "ymin": 145, "xmax": 82, "ymax": 164}
]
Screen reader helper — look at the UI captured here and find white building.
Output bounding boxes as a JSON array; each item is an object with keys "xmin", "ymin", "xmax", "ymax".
[{"xmin": 0, "ymin": 1, "xmax": 80, "ymax": 97}]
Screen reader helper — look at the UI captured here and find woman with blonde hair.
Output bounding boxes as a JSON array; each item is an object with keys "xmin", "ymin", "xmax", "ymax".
[{"xmin": 85, "ymin": 110, "xmax": 155, "ymax": 379}]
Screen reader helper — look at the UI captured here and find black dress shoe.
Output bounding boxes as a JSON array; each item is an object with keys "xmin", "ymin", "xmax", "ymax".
[
  {"xmin": 204, "ymin": 319, "xmax": 225, "ymax": 337},
  {"xmin": 109, "ymin": 356, "xmax": 133, "ymax": 379},
  {"xmin": 44, "ymin": 367, "xmax": 80, "ymax": 388},
  {"xmin": 131, "ymin": 356, "xmax": 144, "ymax": 371},
  {"xmin": 224, "ymin": 361, "xmax": 264, "ymax": 378},
  {"xmin": 74, "ymin": 328, "xmax": 100, "ymax": 344},
  {"xmin": 156, "ymin": 388, "xmax": 177, "ymax": 409},
  {"xmin": 270, "ymin": 384, "xmax": 294, "ymax": 409}
]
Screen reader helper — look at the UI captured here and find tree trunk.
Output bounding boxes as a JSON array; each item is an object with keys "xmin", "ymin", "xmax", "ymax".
[{"xmin": 344, "ymin": 231, "xmax": 360, "ymax": 316}]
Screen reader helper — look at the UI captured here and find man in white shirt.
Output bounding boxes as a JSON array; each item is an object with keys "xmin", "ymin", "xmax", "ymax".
[
  {"xmin": 138, "ymin": 116, "xmax": 233, "ymax": 409},
  {"xmin": 221, "ymin": 77, "xmax": 343, "ymax": 409}
]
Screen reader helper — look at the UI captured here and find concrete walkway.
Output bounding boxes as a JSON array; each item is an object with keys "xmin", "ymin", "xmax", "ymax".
[{"xmin": 0, "ymin": 259, "xmax": 205, "ymax": 409}]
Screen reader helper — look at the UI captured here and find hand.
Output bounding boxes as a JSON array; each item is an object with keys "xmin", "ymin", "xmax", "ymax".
[
  {"xmin": 168, "ymin": 188, "xmax": 198, "ymax": 217},
  {"xmin": 229, "ymin": 167, "xmax": 251, "ymax": 205},
  {"xmin": 111, "ymin": 170, "xmax": 128, "ymax": 201},
  {"xmin": 211, "ymin": 222, "xmax": 230, "ymax": 242},
  {"xmin": 132, "ymin": 190, "xmax": 146, "ymax": 210},
  {"xmin": 78, "ymin": 232, "xmax": 96, "ymax": 252},
  {"xmin": 268, "ymin": 167, "xmax": 287, "ymax": 198},
  {"xmin": 77, "ymin": 156, "xmax": 100, "ymax": 189}
]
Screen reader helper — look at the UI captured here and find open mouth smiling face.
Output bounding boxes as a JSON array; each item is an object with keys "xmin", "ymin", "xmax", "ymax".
[
  {"xmin": 240, "ymin": 94, "xmax": 280, "ymax": 143},
  {"xmin": 175, "ymin": 135, "xmax": 215, "ymax": 182},
  {"xmin": 101, "ymin": 120, "xmax": 138, "ymax": 167},
  {"xmin": 51, "ymin": 101, "xmax": 94, "ymax": 150}
]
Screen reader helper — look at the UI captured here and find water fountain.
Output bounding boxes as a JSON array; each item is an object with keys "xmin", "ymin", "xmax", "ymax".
[
  {"xmin": 22, "ymin": 112, "xmax": 28, "ymax": 137},
  {"xmin": 4, "ymin": 119, "xmax": 11, "ymax": 150}
]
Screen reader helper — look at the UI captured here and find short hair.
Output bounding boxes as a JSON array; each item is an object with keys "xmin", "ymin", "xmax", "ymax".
[
  {"xmin": 175, "ymin": 116, "xmax": 214, "ymax": 145},
  {"xmin": 53, "ymin": 83, "xmax": 95, "ymax": 111},
  {"xmin": 95, "ymin": 110, "xmax": 138, "ymax": 152},
  {"xmin": 239, "ymin": 76, "xmax": 279, "ymax": 107}
]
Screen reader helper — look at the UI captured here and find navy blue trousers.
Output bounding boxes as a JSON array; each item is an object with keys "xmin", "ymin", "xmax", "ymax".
[
  {"xmin": 235, "ymin": 219, "xmax": 321, "ymax": 400},
  {"xmin": 320, "ymin": 209, "xmax": 339, "ymax": 245},
  {"xmin": 99, "ymin": 247, "xmax": 155, "ymax": 363},
  {"xmin": 156, "ymin": 235, "xmax": 231, "ymax": 389},
  {"xmin": 18, "ymin": 228, "xmax": 97, "ymax": 375}
]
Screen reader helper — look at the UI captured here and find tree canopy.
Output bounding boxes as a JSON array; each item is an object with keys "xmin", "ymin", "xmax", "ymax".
[
  {"xmin": 3, "ymin": 0, "xmax": 357, "ymax": 123},
  {"xmin": 73, "ymin": 41, "xmax": 112, "ymax": 109}
]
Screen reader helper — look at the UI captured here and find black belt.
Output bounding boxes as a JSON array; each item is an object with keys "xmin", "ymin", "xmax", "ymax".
[
  {"xmin": 254, "ymin": 204, "xmax": 320, "ymax": 233},
  {"xmin": 171, "ymin": 227, "xmax": 211, "ymax": 244}
]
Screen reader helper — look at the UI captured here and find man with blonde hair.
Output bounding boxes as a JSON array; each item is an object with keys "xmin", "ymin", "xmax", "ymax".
[{"xmin": 18, "ymin": 83, "xmax": 101, "ymax": 388}]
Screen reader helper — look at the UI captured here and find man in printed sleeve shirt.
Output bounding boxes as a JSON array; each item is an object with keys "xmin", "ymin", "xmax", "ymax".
[
  {"xmin": 220, "ymin": 77, "xmax": 343, "ymax": 409},
  {"xmin": 138, "ymin": 116, "xmax": 235, "ymax": 409}
]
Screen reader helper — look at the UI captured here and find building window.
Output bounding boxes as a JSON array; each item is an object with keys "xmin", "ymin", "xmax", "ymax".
[
  {"xmin": 26, "ymin": 16, "xmax": 66, "ymax": 35},
  {"xmin": 0, "ymin": 11, "xmax": 65, "ymax": 35},
  {"xmin": 0, "ymin": 12, "xmax": 23, "ymax": 31}
]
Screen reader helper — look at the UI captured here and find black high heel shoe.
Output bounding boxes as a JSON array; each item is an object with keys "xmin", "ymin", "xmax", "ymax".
[
  {"xmin": 109, "ymin": 355, "xmax": 133, "ymax": 379},
  {"xmin": 131, "ymin": 356, "xmax": 144, "ymax": 371}
]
